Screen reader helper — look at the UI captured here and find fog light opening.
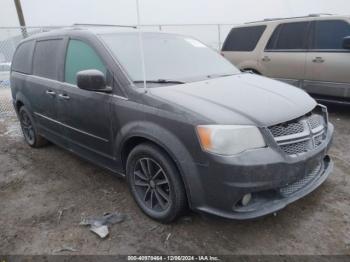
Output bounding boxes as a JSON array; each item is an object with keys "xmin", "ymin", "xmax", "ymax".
[{"xmin": 241, "ymin": 193, "xmax": 252, "ymax": 206}]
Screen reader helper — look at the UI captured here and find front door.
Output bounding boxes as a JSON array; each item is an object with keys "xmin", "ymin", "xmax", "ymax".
[
  {"xmin": 259, "ymin": 21, "xmax": 310, "ymax": 87},
  {"xmin": 59, "ymin": 39, "xmax": 114, "ymax": 164},
  {"xmin": 304, "ymin": 20, "xmax": 350, "ymax": 99}
]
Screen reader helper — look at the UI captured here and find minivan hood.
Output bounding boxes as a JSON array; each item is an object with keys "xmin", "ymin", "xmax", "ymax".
[{"xmin": 149, "ymin": 73, "xmax": 316, "ymax": 127}]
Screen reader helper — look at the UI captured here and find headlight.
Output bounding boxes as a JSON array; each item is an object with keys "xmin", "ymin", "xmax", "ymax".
[{"xmin": 196, "ymin": 125, "xmax": 266, "ymax": 155}]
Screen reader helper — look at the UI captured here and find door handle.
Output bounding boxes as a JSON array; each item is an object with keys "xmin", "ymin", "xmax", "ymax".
[
  {"xmin": 312, "ymin": 57, "xmax": 325, "ymax": 63},
  {"xmin": 58, "ymin": 94, "xmax": 70, "ymax": 100},
  {"xmin": 262, "ymin": 56, "xmax": 271, "ymax": 62},
  {"xmin": 45, "ymin": 90, "xmax": 56, "ymax": 96}
]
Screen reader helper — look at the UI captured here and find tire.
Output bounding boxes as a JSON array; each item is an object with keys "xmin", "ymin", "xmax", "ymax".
[
  {"xmin": 242, "ymin": 69, "xmax": 261, "ymax": 75},
  {"xmin": 126, "ymin": 143, "xmax": 187, "ymax": 223},
  {"xmin": 18, "ymin": 106, "xmax": 48, "ymax": 148}
]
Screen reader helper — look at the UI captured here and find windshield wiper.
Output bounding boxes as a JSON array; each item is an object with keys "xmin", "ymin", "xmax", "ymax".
[{"xmin": 133, "ymin": 79, "xmax": 186, "ymax": 84}]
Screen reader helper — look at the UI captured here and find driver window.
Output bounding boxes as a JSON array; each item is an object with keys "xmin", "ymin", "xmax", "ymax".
[{"xmin": 65, "ymin": 39, "xmax": 106, "ymax": 85}]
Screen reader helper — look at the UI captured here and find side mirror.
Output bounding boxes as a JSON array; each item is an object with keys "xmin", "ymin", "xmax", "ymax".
[
  {"xmin": 342, "ymin": 36, "xmax": 350, "ymax": 49},
  {"xmin": 76, "ymin": 69, "xmax": 111, "ymax": 92}
]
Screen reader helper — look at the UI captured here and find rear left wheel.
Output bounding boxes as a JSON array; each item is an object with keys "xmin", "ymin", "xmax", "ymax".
[{"xmin": 19, "ymin": 106, "xmax": 48, "ymax": 147}]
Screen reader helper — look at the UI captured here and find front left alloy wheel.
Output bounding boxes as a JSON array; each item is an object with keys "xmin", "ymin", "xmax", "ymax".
[{"xmin": 126, "ymin": 143, "xmax": 187, "ymax": 223}]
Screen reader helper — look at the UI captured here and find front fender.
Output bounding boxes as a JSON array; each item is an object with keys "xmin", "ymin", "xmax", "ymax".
[{"xmin": 114, "ymin": 120, "xmax": 204, "ymax": 209}]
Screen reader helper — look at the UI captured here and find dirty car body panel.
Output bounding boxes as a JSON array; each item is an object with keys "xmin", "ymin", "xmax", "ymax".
[{"xmin": 10, "ymin": 28, "xmax": 334, "ymax": 220}]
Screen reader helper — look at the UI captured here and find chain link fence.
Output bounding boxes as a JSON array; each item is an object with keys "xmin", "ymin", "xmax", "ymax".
[
  {"xmin": 0, "ymin": 26, "xmax": 63, "ymax": 88},
  {"xmin": 0, "ymin": 89, "xmax": 13, "ymax": 116},
  {"xmin": 0, "ymin": 27, "xmax": 44, "ymax": 116}
]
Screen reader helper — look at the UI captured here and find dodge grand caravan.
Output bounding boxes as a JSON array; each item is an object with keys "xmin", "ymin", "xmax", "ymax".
[
  {"xmin": 11, "ymin": 28, "xmax": 333, "ymax": 222},
  {"xmin": 221, "ymin": 14, "xmax": 350, "ymax": 104}
]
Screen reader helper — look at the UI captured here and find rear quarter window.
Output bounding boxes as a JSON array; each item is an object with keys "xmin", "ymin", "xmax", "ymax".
[
  {"xmin": 11, "ymin": 40, "xmax": 35, "ymax": 74},
  {"xmin": 32, "ymin": 39, "xmax": 63, "ymax": 80},
  {"xmin": 222, "ymin": 25, "xmax": 266, "ymax": 52}
]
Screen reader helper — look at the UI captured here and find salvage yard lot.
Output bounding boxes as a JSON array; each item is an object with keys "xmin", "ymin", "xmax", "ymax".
[{"xmin": 0, "ymin": 88, "xmax": 349, "ymax": 255}]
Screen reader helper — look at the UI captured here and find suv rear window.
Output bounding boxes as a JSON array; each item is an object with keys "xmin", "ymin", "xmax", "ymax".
[
  {"xmin": 222, "ymin": 26, "xmax": 266, "ymax": 52},
  {"xmin": 11, "ymin": 41, "xmax": 35, "ymax": 74},
  {"xmin": 312, "ymin": 20, "xmax": 350, "ymax": 50},
  {"xmin": 33, "ymin": 39, "xmax": 63, "ymax": 80},
  {"xmin": 266, "ymin": 22, "xmax": 309, "ymax": 50}
]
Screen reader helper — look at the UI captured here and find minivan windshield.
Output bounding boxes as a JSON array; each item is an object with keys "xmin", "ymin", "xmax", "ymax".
[{"xmin": 100, "ymin": 33, "xmax": 240, "ymax": 85}]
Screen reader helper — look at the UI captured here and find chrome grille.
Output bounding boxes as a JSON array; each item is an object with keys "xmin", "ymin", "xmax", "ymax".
[
  {"xmin": 279, "ymin": 162, "xmax": 323, "ymax": 196},
  {"xmin": 280, "ymin": 140, "xmax": 310, "ymax": 155},
  {"xmin": 268, "ymin": 112, "xmax": 327, "ymax": 156},
  {"xmin": 269, "ymin": 122, "xmax": 304, "ymax": 137},
  {"xmin": 308, "ymin": 114, "xmax": 322, "ymax": 130},
  {"xmin": 314, "ymin": 134, "xmax": 323, "ymax": 147}
]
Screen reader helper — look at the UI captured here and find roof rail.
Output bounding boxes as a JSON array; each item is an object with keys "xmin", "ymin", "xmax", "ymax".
[
  {"xmin": 308, "ymin": 13, "xmax": 334, "ymax": 17},
  {"xmin": 245, "ymin": 13, "xmax": 335, "ymax": 24},
  {"xmin": 73, "ymin": 23, "xmax": 137, "ymax": 29}
]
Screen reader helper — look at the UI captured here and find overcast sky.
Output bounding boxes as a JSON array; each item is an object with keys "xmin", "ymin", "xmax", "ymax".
[
  {"xmin": 1, "ymin": 0, "xmax": 350, "ymax": 27},
  {"xmin": 1, "ymin": 0, "xmax": 350, "ymax": 49}
]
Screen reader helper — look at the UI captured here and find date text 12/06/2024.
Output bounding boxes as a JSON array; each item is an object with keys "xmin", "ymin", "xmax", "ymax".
[{"xmin": 127, "ymin": 256, "xmax": 220, "ymax": 261}]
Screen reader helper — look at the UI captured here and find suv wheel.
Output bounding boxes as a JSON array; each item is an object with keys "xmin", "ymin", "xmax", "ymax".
[
  {"xmin": 242, "ymin": 69, "xmax": 261, "ymax": 75},
  {"xmin": 126, "ymin": 143, "xmax": 187, "ymax": 223},
  {"xmin": 19, "ymin": 106, "xmax": 48, "ymax": 147}
]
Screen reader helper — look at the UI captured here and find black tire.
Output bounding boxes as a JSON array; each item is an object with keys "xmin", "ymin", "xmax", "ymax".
[
  {"xmin": 18, "ymin": 106, "xmax": 48, "ymax": 148},
  {"xmin": 126, "ymin": 143, "xmax": 187, "ymax": 223},
  {"xmin": 242, "ymin": 69, "xmax": 261, "ymax": 75}
]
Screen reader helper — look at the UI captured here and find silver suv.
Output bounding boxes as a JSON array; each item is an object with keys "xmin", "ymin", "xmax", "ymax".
[{"xmin": 221, "ymin": 14, "xmax": 350, "ymax": 103}]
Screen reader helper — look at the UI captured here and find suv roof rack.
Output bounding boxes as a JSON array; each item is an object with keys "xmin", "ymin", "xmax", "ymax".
[
  {"xmin": 245, "ymin": 13, "xmax": 335, "ymax": 24},
  {"xmin": 308, "ymin": 13, "xmax": 334, "ymax": 17},
  {"xmin": 72, "ymin": 23, "xmax": 137, "ymax": 29}
]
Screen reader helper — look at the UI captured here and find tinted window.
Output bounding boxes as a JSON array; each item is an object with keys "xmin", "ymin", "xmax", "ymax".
[
  {"xmin": 33, "ymin": 39, "xmax": 63, "ymax": 80},
  {"xmin": 313, "ymin": 20, "xmax": 350, "ymax": 49},
  {"xmin": 12, "ymin": 41, "xmax": 35, "ymax": 74},
  {"xmin": 266, "ymin": 22, "xmax": 309, "ymax": 50},
  {"xmin": 222, "ymin": 26, "xmax": 266, "ymax": 51},
  {"xmin": 265, "ymin": 26, "xmax": 281, "ymax": 50},
  {"xmin": 65, "ymin": 40, "xmax": 106, "ymax": 85}
]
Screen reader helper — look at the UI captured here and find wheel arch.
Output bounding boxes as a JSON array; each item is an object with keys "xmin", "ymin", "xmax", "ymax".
[
  {"xmin": 116, "ymin": 121, "xmax": 201, "ymax": 208},
  {"xmin": 241, "ymin": 68, "xmax": 261, "ymax": 75},
  {"xmin": 14, "ymin": 92, "xmax": 32, "ymax": 113},
  {"xmin": 15, "ymin": 100, "xmax": 24, "ymax": 112}
]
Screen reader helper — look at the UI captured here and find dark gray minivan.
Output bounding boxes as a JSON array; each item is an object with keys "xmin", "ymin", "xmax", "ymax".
[{"xmin": 11, "ymin": 27, "xmax": 334, "ymax": 222}]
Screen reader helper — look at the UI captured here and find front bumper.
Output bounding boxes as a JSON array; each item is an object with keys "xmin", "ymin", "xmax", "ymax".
[{"xmin": 189, "ymin": 123, "xmax": 334, "ymax": 220}]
